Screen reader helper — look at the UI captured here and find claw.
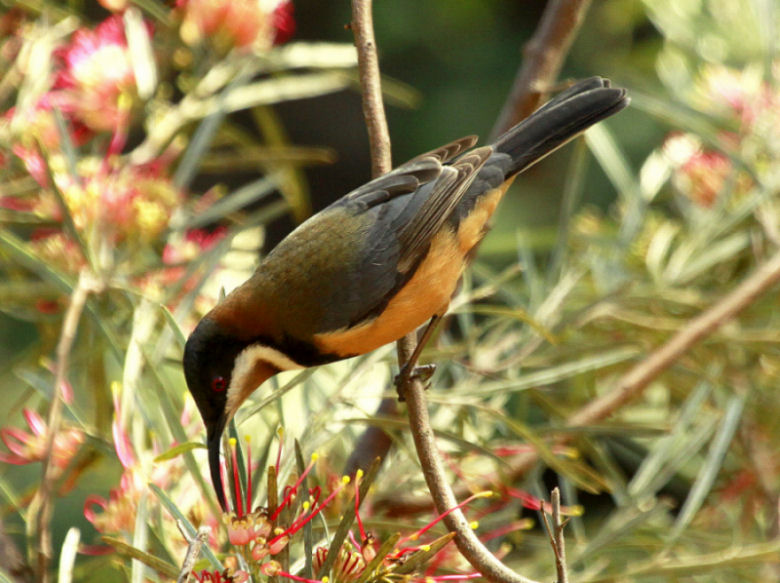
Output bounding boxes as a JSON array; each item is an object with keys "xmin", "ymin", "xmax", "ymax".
[{"xmin": 394, "ymin": 363, "xmax": 437, "ymax": 401}]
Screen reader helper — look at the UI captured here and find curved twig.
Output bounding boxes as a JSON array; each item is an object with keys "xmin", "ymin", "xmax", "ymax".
[{"xmin": 490, "ymin": 0, "xmax": 593, "ymax": 139}]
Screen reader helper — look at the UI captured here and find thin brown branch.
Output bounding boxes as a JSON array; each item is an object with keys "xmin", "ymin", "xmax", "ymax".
[
  {"xmin": 541, "ymin": 488, "xmax": 569, "ymax": 583},
  {"xmin": 491, "ymin": 0, "xmax": 593, "ymax": 138},
  {"xmin": 350, "ymin": 0, "xmax": 392, "ymax": 178},
  {"xmin": 26, "ymin": 269, "xmax": 102, "ymax": 582}
]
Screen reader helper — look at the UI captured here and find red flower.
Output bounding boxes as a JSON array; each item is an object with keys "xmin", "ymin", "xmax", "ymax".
[
  {"xmin": 0, "ymin": 409, "xmax": 84, "ymax": 469},
  {"xmin": 50, "ymin": 15, "xmax": 150, "ymax": 131},
  {"xmin": 178, "ymin": 0, "xmax": 294, "ymax": 51},
  {"xmin": 272, "ymin": 1, "xmax": 295, "ymax": 45}
]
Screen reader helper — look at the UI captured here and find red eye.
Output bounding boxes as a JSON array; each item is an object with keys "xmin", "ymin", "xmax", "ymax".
[{"xmin": 211, "ymin": 376, "xmax": 227, "ymax": 392}]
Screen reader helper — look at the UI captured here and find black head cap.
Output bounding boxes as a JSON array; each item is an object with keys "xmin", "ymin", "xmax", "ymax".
[{"xmin": 183, "ymin": 316, "xmax": 249, "ymax": 510}]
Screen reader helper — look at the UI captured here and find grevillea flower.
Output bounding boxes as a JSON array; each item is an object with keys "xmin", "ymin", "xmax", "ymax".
[
  {"xmin": 661, "ymin": 132, "xmax": 753, "ymax": 208},
  {"xmin": 177, "ymin": 0, "xmax": 294, "ymax": 52},
  {"xmin": 11, "ymin": 118, "xmax": 181, "ymax": 253},
  {"xmin": 50, "ymin": 15, "xmax": 149, "ymax": 131},
  {"xmin": 83, "ymin": 383, "xmax": 210, "ymax": 542},
  {"xmin": 0, "ymin": 408, "xmax": 84, "ymax": 469},
  {"xmin": 207, "ymin": 438, "xmax": 492, "ymax": 583}
]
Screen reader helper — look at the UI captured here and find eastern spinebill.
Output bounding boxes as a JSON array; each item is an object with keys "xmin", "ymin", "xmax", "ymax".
[{"xmin": 183, "ymin": 77, "xmax": 629, "ymax": 509}]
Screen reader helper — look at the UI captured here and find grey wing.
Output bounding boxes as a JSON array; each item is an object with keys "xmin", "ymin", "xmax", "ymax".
[{"xmin": 317, "ymin": 137, "xmax": 493, "ymax": 329}]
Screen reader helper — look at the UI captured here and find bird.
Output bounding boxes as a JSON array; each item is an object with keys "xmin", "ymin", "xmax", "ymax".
[{"xmin": 183, "ymin": 77, "xmax": 629, "ymax": 510}]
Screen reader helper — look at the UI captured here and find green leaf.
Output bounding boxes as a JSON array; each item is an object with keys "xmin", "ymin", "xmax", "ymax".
[
  {"xmin": 154, "ymin": 441, "xmax": 206, "ymax": 462},
  {"xmin": 101, "ymin": 535, "xmax": 180, "ymax": 578}
]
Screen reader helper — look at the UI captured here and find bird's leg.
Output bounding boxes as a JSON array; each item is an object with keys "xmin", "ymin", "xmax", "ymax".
[{"xmin": 395, "ymin": 315, "xmax": 441, "ymax": 400}]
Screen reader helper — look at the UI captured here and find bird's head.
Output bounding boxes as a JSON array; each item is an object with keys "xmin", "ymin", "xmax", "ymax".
[{"xmin": 183, "ymin": 315, "xmax": 290, "ymax": 510}]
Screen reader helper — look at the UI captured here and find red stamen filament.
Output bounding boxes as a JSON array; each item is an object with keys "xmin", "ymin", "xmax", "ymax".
[
  {"xmin": 400, "ymin": 491, "xmax": 491, "ymax": 545},
  {"xmin": 270, "ymin": 456, "xmax": 317, "ymax": 521},
  {"xmin": 269, "ymin": 477, "xmax": 349, "ymax": 546},
  {"xmin": 231, "ymin": 440, "xmax": 243, "ymax": 518}
]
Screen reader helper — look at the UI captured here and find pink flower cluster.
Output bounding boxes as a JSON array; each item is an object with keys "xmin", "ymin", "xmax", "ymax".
[
  {"xmin": 663, "ymin": 64, "xmax": 777, "ymax": 207},
  {"xmin": 177, "ymin": 0, "xmax": 295, "ymax": 52},
  {"xmin": 195, "ymin": 439, "xmax": 494, "ymax": 583},
  {"xmin": 0, "ymin": 408, "xmax": 84, "ymax": 471}
]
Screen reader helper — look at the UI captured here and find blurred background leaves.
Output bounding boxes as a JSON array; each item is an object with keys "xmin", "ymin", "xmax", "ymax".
[{"xmin": 0, "ymin": 0, "xmax": 778, "ymax": 581}]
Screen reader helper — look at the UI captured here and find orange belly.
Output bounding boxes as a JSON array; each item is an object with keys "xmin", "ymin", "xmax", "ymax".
[{"xmin": 313, "ymin": 183, "xmax": 510, "ymax": 357}]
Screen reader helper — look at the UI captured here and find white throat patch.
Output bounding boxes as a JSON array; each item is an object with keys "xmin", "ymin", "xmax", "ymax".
[{"xmin": 225, "ymin": 343, "xmax": 304, "ymax": 419}]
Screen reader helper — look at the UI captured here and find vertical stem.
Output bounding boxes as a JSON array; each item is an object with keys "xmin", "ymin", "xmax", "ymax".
[
  {"xmin": 551, "ymin": 488, "xmax": 569, "ymax": 583},
  {"xmin": 350, "ymin": 0, "xmax": 392, "ymax": 178},
  {"xmin": 27, "ymin": 270, "xmax": 99, "ymax": 581}
]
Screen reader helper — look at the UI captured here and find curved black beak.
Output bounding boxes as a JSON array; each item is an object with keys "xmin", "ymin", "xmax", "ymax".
[{"xmin": 207, "ymin": 414, "xmax": 228, "ymax": 512}]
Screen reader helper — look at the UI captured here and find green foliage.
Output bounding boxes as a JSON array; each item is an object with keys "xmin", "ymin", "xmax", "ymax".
[{"xmin": 0, "ymin": 1, "xmax": 777, "ymax": 582}]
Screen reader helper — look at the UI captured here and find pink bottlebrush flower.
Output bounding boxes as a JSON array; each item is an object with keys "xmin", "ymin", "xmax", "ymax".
[
  {"xmin": 271, "ymin": 1, "xmax": 295, "ymax": 45},
  {"xmin": 162, "ymin": 227, "xmax": 228, "ymax": 266},
  {"xmin": 27, "ymin": 152, "xmax": 181, "ymax": 249},
  {"xmin": 5, "ymin": 98, "xmax": 92, "ymax": 155},
  {"xmin": 0, "ymin": 409, "xmax": 84, "ymax": 469},
  {"xmin": 177, "ymin": 0, "xmax": 294, "ymax": 52},
  {"xmin": 51, "ymin": 15, "xmax": 149, "ymax": 131},
  {"xmin": 680, "ymin": 149, "xmax": 733, "ymax": 207},
  {"xmin": 662, "ymin": 133, "xmax": 747, "ymax": 208}
]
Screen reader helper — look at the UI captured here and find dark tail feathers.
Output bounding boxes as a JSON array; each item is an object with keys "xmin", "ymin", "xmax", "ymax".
[{"xmin": 493, "ymin": 77, "xmax": 629, "ymax": 178}]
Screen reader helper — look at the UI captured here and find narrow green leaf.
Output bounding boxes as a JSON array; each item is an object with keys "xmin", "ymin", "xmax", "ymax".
[
  {"xmin": 474, "ymin": 346, "xmax": 641, "ymax": 397},
  {"xmin": 628, "ymin": 380, "xmax": 713, "ymax": 498},
  {"xmin": 154, "ymin": 441, "xmax": 206, "ymax": 463},
  {"xmin": 355, "ymin": 533, "xmax": 400, "ymax": 583},
  {"xmin": 101, "ymin": 535, "xmax": 180, "ymax": 578},
  {"xmin": 183, "ymin": 176, "xmax": 277, "ymax": 229},
  {"xmin": 670, "ymin": 394, "xmax": 745, "ymax": 540}
]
